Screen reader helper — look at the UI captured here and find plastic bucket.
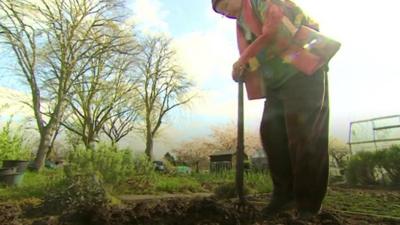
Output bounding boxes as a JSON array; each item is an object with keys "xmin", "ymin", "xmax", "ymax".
[
  {"xmin": 2, "ymin": 160, "xmax": 29, "ymax": 173},
  {"xmin": 0, "ymin": 172, "xmax": 22, "ymax": 186},
  {"xmin": 0, "ymin": 167, "xmax": 17, "ymax": 176}
]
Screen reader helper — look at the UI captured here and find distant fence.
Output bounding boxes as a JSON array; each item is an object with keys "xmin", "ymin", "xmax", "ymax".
[{"xmin": 348, "ymin": 115, "xmax": 400, "ymax": 154}]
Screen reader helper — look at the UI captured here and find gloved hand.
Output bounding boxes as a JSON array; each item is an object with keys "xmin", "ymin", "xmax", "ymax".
[{"xmin": 232, "ymin": 60, "xmax": 246, "ymax": 82}]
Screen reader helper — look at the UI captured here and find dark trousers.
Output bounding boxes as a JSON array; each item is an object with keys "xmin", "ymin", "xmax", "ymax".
[{"xmin": 260, "ymin": 69, "xmax": 329, "ymax": 213}]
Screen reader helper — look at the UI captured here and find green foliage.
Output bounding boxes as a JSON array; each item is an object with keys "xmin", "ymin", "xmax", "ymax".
[
  {"xmin": 345, "ymin": 151, "xmax": 379, "ymax": 185},
  {"xmin": 65, "ymin": 144, "xmax": 157, "ymax": 195},
  {"xmin": 245, "ymin": 171, "xmax": 273, "ymax": 193},
  {"xmin": 0, "ymin": 169, "xmax": 65, "ymax": 201},
  {"xmin": 375, "ymin": 145, "xmax": 400, "ymax": 185},
  {"xmin": 192, "ymin": 170, "xmax": 272, "ymax": 194},
  {"xmin": 162, "ymin": 159, "xmax": 177, "ymax": 174},
  {"xmin": 0, "ymin": 119, "xmax": 30, "ymax": 163},
  {"xmin": 120, "ymin": 153, "xmax": 157, "ymax": 192},
  {"xmin": 65, "ymin": 143, "xmax": 137, "ymax": 187},
  {"xmin": 154, "ymin": 175, "xmax": 203, "ymax": 193},
  {"xmin": 192, "ymin": 170, "xmax": 235, "ymax": 188},
  {"xmin": 345, "ymin": 145, "xmax": 400, "ymax": 186},
  {"xmin": 44, "ymin": 172, "xmax": 108, "ymax": 214}
]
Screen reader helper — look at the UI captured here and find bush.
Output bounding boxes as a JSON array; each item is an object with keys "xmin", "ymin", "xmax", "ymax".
[
  {"xmin": 44, "ymin": 172, "xmax": 108, "ymax": 215},
  {"xmin": 0, "ymin": 119, "xmax": 30, "ymax": 164},
  {"xmin": 375, "ymin": 145, "xmax": 400, "ymax": 186},
  {"xmin": 345, "ymin": 145, "xmax": 400, "ymax": 186},
  {"xmin": 65, "ymin": 143, "xmax": 136, "ymax": 187},
  {"xmin": 125, "ymin": 154, "xmax": 156, "ymax": 192},
  {"xmin": 345, "ymin": 151, "xmax": 379, "ymax": 185}
]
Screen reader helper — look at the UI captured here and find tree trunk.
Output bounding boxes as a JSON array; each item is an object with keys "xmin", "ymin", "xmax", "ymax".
[
  {"xmin": 145, "ymin": 130, "xmax": 153, "ymax": 160},
  {"xmin": 32, "ymin": 100, "xmax": 66, "ymax": 171},
  {"xmin": 195, "ymin": 161, "xmax": 199, "ymax": 173},
  {"xmin": 32, "ymin": 127, "xmax": 53, "ymax": 171},
  {"xmin": 46, "ymin": 126, "xmax": 60, "ymax": 159}
]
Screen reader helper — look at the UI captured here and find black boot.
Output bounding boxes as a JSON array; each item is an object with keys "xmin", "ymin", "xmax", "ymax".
[{"xmin": 262, "ymin": 194, "xmax": 295, "ymax": 216}]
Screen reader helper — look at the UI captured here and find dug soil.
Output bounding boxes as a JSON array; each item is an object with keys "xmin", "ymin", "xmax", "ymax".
[{"xmin": 2, "ymin": 188, "xmax": 400, "ymax": 225}]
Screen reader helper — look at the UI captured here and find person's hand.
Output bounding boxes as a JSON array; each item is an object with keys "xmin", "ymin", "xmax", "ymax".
[{"xmin": 232, "ymin": 60, "xmax": 246, "ymax": 82}]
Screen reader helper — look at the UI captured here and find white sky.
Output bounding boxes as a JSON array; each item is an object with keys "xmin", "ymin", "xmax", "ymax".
[
  {"xmin": 164, "ymin": 0, "xmax": 400, "ymax": 153},
  {"xmin": 1, "ymin": 0, "xmax": 400, "ymax": 157}
]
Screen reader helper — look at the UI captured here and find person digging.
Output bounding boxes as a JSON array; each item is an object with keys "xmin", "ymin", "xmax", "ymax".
[{"xmin": 211, "ymin": 0, "xmax": 331, "ymax": 220}]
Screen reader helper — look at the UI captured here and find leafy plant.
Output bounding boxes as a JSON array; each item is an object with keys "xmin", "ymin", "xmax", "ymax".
[
  {"xmin": 44, "ymin": 172, "xmax": 108, "ymax": 215},
  {"xmin": 345, "ymin": 151, "xmax": 379, "ymax": 185},
  {"xmin": 345, "ymin": 145, "xmax": 400, "ymax": 186},
  {"xmin": 375, "ymin": 145, "xmax": 400, "ymax": 185},
  {"xmin": 65, "ymin": 143, "xmax": 136, "ymax": 187},
  {"xmin": 0, "ymin": 118, "xmax": 30, "ymax": 163},
  {"xmin": 127, "ymin": 154, "xmax": 156, "ymax": 190}
]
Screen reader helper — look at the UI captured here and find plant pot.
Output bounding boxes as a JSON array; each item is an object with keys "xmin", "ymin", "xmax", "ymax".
[
  {"xmin": 0, "ymin": 172, "xmax": 23, "ymax": 186},
  {"xmin": 2, "ymin": 160, "xmax": 29, "ymax": 173},
  {"xmin": 0, "ymin": 167, "xmax": 17, "ymax": 176}
]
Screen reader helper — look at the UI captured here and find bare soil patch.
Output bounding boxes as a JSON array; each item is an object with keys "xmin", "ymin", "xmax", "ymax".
[{"xmin": 1, "ymin": 188, "xmax": 399, "ymax": 225}]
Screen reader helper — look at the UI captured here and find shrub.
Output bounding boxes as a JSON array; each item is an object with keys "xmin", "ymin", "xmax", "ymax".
[
  {"xmin": 44, "ymin": 172, "xmax": 108, "ymax": 215},
  {"xmin": 345, "ymin": 145, "xmax": 400, "ymax": 186},
  {"xmin": 345, "ymin": 151, "xmax": 379, "ymax": 185},
  {"xmin": 65, "ymin": 143, "xmax": 136, "ymax": 187},
  {"xmin": 375, "ymin": 145, "xmax": 400, "ymax": 186},
  {"xmin": 0, "ymin": 119, "xmax": 30, "ymax": 164},
  {"xmin": 124, "ymin": 153, "xmax": 156, "ymax": 192}
]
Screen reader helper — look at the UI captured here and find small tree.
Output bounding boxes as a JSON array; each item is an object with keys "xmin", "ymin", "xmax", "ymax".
[
  {"xmin": 136, "ymin": 35, "xmax": 194, "ymax": 159},
  {"xmin": 329, "ymin": 138, "xmax": 350, "ymax": 171},
  {"xmin": 207, "ymin": 123, "xmax": 261, "ymax": 156},
  {"xmin": 173, "ymin": 137, "xmax": 213, "ymax": 172}
]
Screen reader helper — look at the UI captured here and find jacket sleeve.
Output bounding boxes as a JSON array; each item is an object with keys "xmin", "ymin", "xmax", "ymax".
[
  {"xmin": 236, "ymin": 24, "xmax": 248, "ymax": 54},
  {"xmin": 238, "ymin": 3, "xmax": 284, "ymax": 64}
]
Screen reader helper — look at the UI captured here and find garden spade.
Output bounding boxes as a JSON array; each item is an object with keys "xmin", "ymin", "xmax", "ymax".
[
  {"xmin": 236, "ymin": 73, "xmax": 245, "ymax": 205},
  {"xmin": 234, "ymin": 72, "xmax": 256, "ymax": 217}
]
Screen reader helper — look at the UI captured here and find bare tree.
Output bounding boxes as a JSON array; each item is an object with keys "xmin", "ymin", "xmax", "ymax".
[
  {"xmin": 0, "ymin": 0, "xmax": 126, "ymax": 170},
  {"xmin": 102, "ymin": 97, "xmax": 142, "ymax": 147},
  {"xmin": 60, "ymin": 25, "xmax": 140, "ymax": 149},
  {"xmin": 136, "ymin": 36, "xmax": 194, "ymax": 159}
]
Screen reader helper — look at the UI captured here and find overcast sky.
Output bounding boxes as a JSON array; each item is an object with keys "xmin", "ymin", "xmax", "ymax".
[
  {"xmin": 130, "ymin": 0, "xmax": 400, "ymax": 147},
  {"xmin": 1, "ymin": 0, "xmax": 400, "ymax": 156}
]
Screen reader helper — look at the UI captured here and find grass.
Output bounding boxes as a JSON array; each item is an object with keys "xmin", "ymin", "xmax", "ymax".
[
  {"xmin": 192, "ymin": 170, "xmax": 272, "ymax": 194},
  {"xmin": 0, "ymin": 168, "xmax": 65, "ymax": 204},
  {"xmin": 0, "ymin": 168, "xmax": 271, "ymax": 199},
  {"xmin": 324, "ymin": 187, "xmax": 400, "ymax": 218},
  {"xmin": 2, "ymin": 167, "xmax": 400, "ymax": 219},
  {"xmin": 154, "ymin": 175, "xmax": 204, "ymax": 193}
]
